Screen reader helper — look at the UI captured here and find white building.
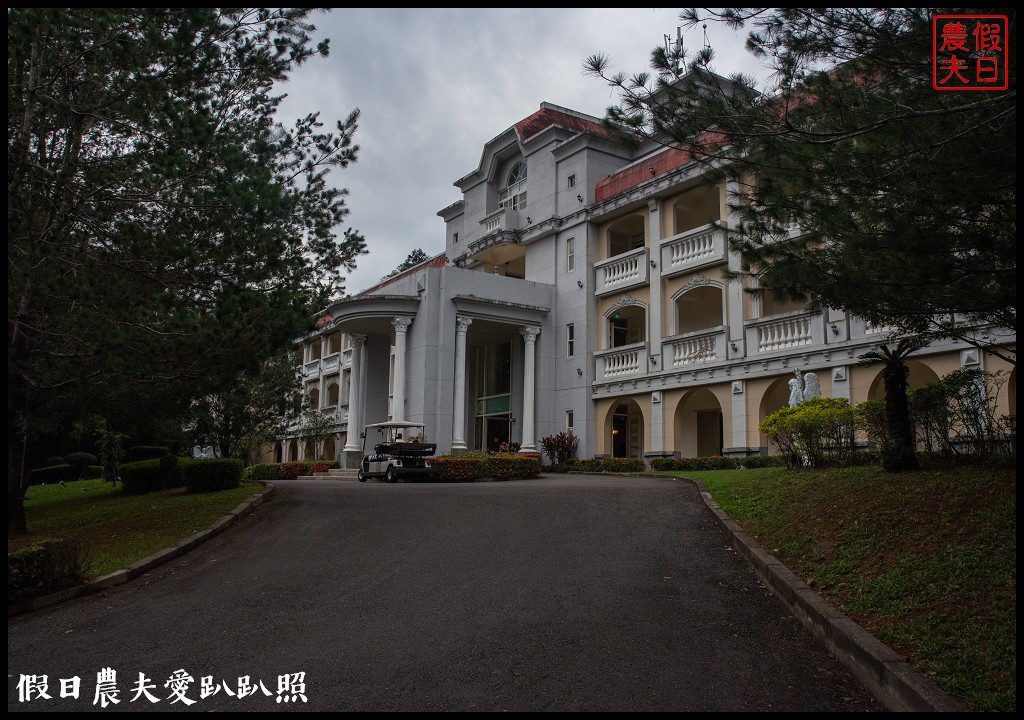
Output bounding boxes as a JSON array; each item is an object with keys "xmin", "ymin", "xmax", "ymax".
[{"xmin": 270, "ymin": 93, "xmax": 1016, "ymax": 466}]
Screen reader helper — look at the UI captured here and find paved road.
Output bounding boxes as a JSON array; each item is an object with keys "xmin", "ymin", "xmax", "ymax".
[{"xmin": 8, "ymin": 475, "xmax": 885, "ymax": 712}]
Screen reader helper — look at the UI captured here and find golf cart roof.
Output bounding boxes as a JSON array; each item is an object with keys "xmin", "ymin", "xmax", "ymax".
[{"xmin": 364, "ymin": 421, "xmax": 425, "ymax": 430}]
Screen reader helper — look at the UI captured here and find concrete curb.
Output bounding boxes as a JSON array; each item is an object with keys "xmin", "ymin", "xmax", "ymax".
[
  {"xmin": 683, "ymin": 475, "xmax": 968, "ymax": 712},
  {"xmin": 8, "ymin": 483, "xmax": 276, "ymax": 617}
]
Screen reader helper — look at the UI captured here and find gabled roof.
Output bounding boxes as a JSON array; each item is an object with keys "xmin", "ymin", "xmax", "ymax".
[{"xmin": 513, "ymin": 103, "xmax": 609, "ymax": 143}]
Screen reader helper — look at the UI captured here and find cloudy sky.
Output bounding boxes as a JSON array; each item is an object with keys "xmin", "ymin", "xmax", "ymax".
[{"xmin": 274, "ymin": 8, "xmax": 767, "ymax": 296}]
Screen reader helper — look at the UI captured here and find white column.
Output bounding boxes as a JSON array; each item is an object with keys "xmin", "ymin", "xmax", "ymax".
[
  {"xmin": 519, "ymin": 326, "xmax": 541, "ymax": 453},
  {"xmin": 451, "ymin": 317, "xmax": 473, "ymax": 450},
  {"xmin": 391, "ymin": 317, "xmax": 412, "ymax": 422},
  {"xmin": 343, "ymin": 334, "xmax": 366, "ymax": 451}
]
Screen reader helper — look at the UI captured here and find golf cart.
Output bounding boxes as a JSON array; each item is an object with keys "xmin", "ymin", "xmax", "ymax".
[{"xmin": 357, "ymin": 421, "xmax": 436, "ymax": 482}]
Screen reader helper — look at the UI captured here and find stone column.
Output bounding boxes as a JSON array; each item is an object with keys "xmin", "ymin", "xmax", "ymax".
[
  {"xmin": 343, "ymin": 334, "xmax": 366, "ymax": 452},
  {"xmin": 519, "ymin": 326, "xmax": 541, "ymax": 453},
  {"xmin": 451, "ymin": 317, "xmax": 473, "ymax": 450},
  {"xmin": 391, "ymin": 317, "xmax": 412, "ymax": 422}
]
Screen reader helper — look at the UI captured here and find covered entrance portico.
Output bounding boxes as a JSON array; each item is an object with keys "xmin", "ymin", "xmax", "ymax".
[{"xmin": 450, "ymin": 296, "xmax": 548, "ymax": 454}]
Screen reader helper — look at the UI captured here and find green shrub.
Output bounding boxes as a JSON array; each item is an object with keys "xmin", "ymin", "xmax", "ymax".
[
  {"xmin": 572, "ymin": 457, "xmax": 647, "ymax": 473},
  {"xmin": 159, "ymin": 454, "xmax": 180, "ymax": 488},
  {"xmin": 127, "ymin": 446, "xmax": 170, "ymax": 462},
  {"xmin": 430, "ymin": 456, "xmax": 485, "ymax": 482},
  {"xmin": 572, "ymin": 458, "xmax": 605, "ymax": 472},
  {"xmin": 44, "ymin": 456, "xmax": 65, "ymax": 467},
  {"xmin": 120, "ymin": 459, "xmax": 167, "ymax": 493},
  {"xmin": 739, "ymin": 454, "xmax": 786, "ymax": 469},
  {"xmin": 265, "ymin": 461, "xmax": 339, "ymax": 480},
  {"xmin": 600, "ymin": 457, "xmax": 647, "ymax": 473},
  {"xmin": 649, "ymin": 456, "xmax": 739, "ymax": 471},
  {"xmin": 761, "ymin": 397, "xmax": 857, "ymax": 468},
  {"xmin": 8, "ymin": 538, "xmax": 88, "ymax": 604},
  {"xmin": 182, "ymin": 458, "xmax": 244, "ymax": 493},
  {"xmin": 243, "ymin": 463, "xmax": 277, "ymax": 481},
  {"xmin": 64, "ymin": 451, "xmax": 99, "ymax": 466},
  {"xmin": 29, "ymin": 464, "xmax": 103, "ymax": 485}
]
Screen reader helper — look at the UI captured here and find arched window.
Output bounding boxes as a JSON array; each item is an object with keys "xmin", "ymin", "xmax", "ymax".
[{"xmin": 499, "ymin": 161, "xmax": 527, "ymax": 210}]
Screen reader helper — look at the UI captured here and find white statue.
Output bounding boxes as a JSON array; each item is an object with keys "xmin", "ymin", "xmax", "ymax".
[
  {"xmin": 192, "ymin": 445, "xmax": 203, "ymax": 459},
  {"xmin": 803, "ymin": 372, "xmax": 821, "ymax": 401},
  {"xmin": 788, "ymin": 376, "xmax": 804, "ymax": 407}
]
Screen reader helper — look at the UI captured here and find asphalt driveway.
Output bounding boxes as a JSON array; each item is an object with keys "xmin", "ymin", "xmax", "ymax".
[{"xmin": 8, "ymin": 475, "xmax": 885, "ymax": 712}]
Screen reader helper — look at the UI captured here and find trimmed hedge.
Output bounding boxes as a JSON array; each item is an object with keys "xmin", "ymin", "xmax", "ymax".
[
  {"xmin": 182, "ymin": 458, "xmax": 244, "ymax": 493},
  {"xmin": 649, "ymin": 456, "xmax": 739, "ymax": 471},
  {"xmin": 120, "ymin": 459, "xmax": 162, "ymax": 493},
  {"xmin": 64, "ymin": 451, "xmax": 99, "ymax": 466},
  {"xmin": 484, "ymin": 454, "xmax": 541, "ymax": 479},
  {"xmin": 738, "ymin": 454, "xmax": 787, "ymax": 469},
  {"xmin": 120, "ymin": 454, "xmax": 180, "ymax": 493},
  {"xmin": 9, "ymin": 538, "xmax": 87, "ymax": 604},
  {"xmin": 571, "ymin": 457, "xmax": 647, "ymax": 473},
  {"xmin": 429, "ymin": 454, "xmax": 542, "ymax": 481},
  {"xmin": 429, "ymin": 456, "xmax": 485, "ymax": 482},
  {"xmin": 127, "ymin": 445, "xmax": 170, "ymax": 462},
  {"xmin": 29, "ymin": 464, "xmax": 104, "ymax": 485},
  {"xmin": 243, "ymin": 461, "xmax": 339, "ymax": 481}
]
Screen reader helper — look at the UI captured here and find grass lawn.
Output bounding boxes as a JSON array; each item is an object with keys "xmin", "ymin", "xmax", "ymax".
[
  {"xmin": 9, "ymin": 479, "xmax": 266, "ymax": 579},
  {"xmin": 652, "ymin": 465, "xmax": 1015, "ymax": 713}
]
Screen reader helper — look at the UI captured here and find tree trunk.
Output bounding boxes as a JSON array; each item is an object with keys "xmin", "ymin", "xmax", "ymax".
[{"xmin": 882, "ymin": 360, "xmax": 920, "ymax": 472}]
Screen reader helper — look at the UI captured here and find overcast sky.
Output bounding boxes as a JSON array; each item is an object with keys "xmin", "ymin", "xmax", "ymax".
[{"xmin": 274, "ymin": 8, "xmax": 767, "ymax": 296}]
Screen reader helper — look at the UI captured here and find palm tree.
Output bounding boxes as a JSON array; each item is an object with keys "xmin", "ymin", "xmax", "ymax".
[{"xmin": 858, "ymin": 336, "xmax": 928, "ymax": 472}]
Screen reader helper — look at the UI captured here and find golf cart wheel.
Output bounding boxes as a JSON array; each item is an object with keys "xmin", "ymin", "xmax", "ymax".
[
  {"xmin": 386, "ymin": 466, "xmax": 397, "ymax": 483},
  {"xmin": 357, "ymin": 469, "xmax": 367, "ymax": 482}
]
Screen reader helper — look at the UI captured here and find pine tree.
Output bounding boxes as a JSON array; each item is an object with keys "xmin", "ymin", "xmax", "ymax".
[
  {"xmin": 586, "ymin": 8, "xmax": 1015, "ymax": 363},
  {"xmin": 8, "ymin": 8, "xmax": 367, "ymax": 532}
]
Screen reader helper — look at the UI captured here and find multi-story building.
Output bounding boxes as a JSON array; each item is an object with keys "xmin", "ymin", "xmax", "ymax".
[{"xmin": 269, "ymin": 86, "xmax": 1016, "ymax": 466}]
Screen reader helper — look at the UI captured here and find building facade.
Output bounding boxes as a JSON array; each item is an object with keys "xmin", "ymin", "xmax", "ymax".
[{"xmin": 269, "ymin": 99, "xmax": 1016, "ymax": 466}]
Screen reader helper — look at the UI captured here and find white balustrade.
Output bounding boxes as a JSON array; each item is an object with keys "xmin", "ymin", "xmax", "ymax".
[
  {"xmin": 755, "ymin": 314, "xmax": 814, "ymax": 352},
  {"xmin": 671, "ymin": 332, "xmax": 719, "ymax": 366}
]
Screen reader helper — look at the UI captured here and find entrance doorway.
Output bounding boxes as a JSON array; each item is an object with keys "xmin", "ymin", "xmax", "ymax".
[{"xmin": 611, "ymin": 402, "xmax": 643, "ymax": 458}]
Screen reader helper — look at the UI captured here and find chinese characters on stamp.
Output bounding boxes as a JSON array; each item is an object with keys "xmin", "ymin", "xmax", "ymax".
[{"xmin": 933, "ymin": 14, "xmax": 1009, "ymax": 90}]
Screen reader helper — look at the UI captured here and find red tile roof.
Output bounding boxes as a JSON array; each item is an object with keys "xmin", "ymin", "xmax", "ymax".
[{"xmin": 514, "ymin": 106, "xmax": 608, "ymax": 143}]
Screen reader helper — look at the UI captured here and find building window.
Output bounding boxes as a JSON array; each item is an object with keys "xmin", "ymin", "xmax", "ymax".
[
  {"xmin": 566, "ymin": 323, "xmax": 575, "ymax": 358},
  {"xmin": 566, "ymin": 410, "xmax": 574, "ymax": 434},
  {"xmin": 566, "ymin": 236, "xmax": 575, "ymax": 273},
  {"xmin": 453, "ymin": 232, "xmax": 458, "ymax": 243},
  {"xmin": 499, "ymin": 161, "xmax": 527, "ymax": 210},
  {"xmin": 567, "ymin": 174, "xmax": 576, "ymax": 189}
]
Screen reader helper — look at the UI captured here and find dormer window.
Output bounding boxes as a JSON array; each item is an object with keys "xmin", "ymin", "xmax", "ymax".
[{"xmin": 499, "ymin": 161, "xmax": 527, "ymax": 211}]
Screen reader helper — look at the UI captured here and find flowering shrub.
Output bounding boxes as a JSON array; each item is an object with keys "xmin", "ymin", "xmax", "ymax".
[
  {"xmin": 9, "ymin": 538, "xmax": 87, "ymax": 604},
  {"xmin": 430, "ymin": 454, "xmax": 540, "ymax": 481},
  {"xmin": 244, "ymin": 461, "xmax": 339, "ymax": 481},
  {"xmin": 485, "ymin": 454, "xmax": 541, "ymax": 479},
  {"xmin": 429, "ymin": 456, "xmax": 485, "ymax": 482}
]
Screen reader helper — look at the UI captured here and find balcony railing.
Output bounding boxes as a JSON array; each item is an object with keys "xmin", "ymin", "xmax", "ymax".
[
  {"xmin": 748, "ymin": 312, "xmax": 820, "ymax": 353},
  {"xmin": 660, "ymin": 224, "xmax": 725, "ymax": 276},
  {"xmin": 595, "ymin": 342, "xmax": 649, "ymax": 379},
  {"xmin": 595, "ymin": 246, "xmax": 649, "ymax": 295},
  {"xmin": 322, "ymin": 354, "xmax": 339, "ymax": 372},
  {"xmin": 303, "ymin": 359, "xmax": 321, "ymax": 378},
  {"xmin": 666, "ymin": 328, "xmax": 725, "ymax": 367},
  {"xmin": 479, "ymin": 207, "xmax": 521, "ymax": 235}
]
